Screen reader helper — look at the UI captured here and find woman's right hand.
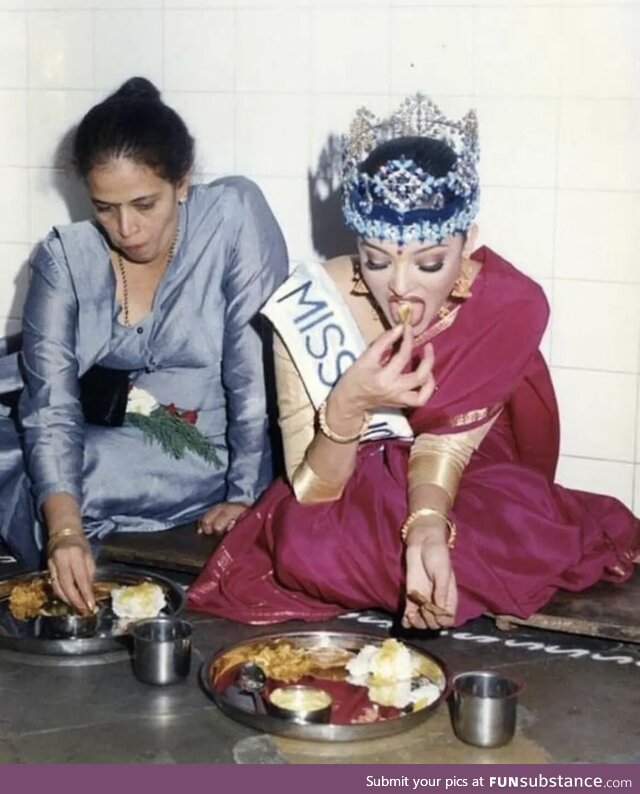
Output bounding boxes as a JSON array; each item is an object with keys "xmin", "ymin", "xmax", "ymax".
[
  {"xmin": 330, "ymin": 324, "xmax": 436, "ymax": 419},
  {"xmin": 48, "ymin": 535, "xmax": 96, "ymax": 615}
]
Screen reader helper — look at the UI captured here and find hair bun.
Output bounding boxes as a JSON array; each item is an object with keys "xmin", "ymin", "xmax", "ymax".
[{"xmin": 112, "ymin": 76, "xmax": 161, "ymax": 103}]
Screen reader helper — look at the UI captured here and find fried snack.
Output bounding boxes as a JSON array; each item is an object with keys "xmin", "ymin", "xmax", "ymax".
[
  {"xmin": 9, "ymin": 579, "xmax": 49, "ymax": 621},
  {"xmin": 251, "ymin": 642, "xmax": 315, "ymax": 682},
  {"xmin": 214, "ymin": 641, "xmax": 357, "ymax": 683},
  {"xmin": 398, "ymin": 303, "xmax": 412, "ymax": 326}
]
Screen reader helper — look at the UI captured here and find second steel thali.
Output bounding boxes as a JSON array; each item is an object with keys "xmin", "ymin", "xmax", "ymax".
[
  {"xmin": 201, "ymin": 630, "xmax": 450, "ymax": 742},
  {"xmin": 0, "ymin": 565, "xmax": 185, "ymax": 656}
]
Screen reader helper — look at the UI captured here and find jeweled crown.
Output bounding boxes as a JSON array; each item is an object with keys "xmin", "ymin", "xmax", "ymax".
[{"xmin": 341, "ymin": 94, "xmax": 480, "ymax": 245}]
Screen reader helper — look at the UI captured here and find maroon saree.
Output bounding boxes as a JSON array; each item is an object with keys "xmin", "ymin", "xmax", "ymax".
[{"xmin": 188, "ymin": 247, "xmax": 637, "ymax": 625}]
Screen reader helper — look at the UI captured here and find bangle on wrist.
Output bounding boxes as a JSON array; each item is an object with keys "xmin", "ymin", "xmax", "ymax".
[
  {"xmin": 317, "ymin": 400, "xmax": 370, "ymax": 444},
  {"xmin": 400, "ymin": 507, "xmax": 457, "ymax": 548},
  {"xmin": 47, "ymin": 527, "xmax": 87, "ymax": 556}
]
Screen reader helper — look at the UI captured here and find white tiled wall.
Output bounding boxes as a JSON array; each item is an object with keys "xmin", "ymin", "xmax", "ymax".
[{"xmin": 0, "ymin": 0, "xmax": 638, "ymax": 512}]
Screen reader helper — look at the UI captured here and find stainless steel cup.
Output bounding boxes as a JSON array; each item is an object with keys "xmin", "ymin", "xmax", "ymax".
[
  {"xmin": 132, "ymin": 617, "xmax": 192, "ymax": 686},
  {"xmin": 451, "ymin": 671, "xmax": 522, "ymax": 747}
]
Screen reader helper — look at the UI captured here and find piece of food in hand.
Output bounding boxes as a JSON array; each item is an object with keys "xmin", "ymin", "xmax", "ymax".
[
  {"xmin": 110, "ymin": 582, "xmax": 166, "ymax": 619},
  {"xmin": 9, "ymin": 579, "xmax": 49, "ymax": 620},
  {"xmin": 407, "ymin": 589, "xmax": 453, "ymax": 618},
  {"xmin": 398, "ymin": 303, "xmax": 412, "ymax": 326}
]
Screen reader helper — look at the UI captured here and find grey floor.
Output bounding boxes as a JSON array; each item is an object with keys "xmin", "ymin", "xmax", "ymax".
[{"xmin": 0, "ymin": 560, "xmax": 638, "ymax": 764}]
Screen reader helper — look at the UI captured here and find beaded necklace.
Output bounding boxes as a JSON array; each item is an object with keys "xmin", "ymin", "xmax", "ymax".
[{"xmin": 116, "ymin": 231, "xmax": 178, "ymax": 326}]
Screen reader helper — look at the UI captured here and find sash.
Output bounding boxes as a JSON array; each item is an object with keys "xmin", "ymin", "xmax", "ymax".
[{"xmin": 261, "ymin": 261, "xmax": 414, "ymax": 442}]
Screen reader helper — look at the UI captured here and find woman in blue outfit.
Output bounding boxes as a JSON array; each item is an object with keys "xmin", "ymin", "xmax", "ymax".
[{"xmin": 0, "ymin": 77, "xmax": 288, "ymax": 612}]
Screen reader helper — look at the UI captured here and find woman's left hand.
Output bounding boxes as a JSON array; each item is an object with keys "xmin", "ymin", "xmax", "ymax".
[
  {"xmin": 197, "ymin": 501, "xmax": 251, "ymax": 535},
  {"xmin": 402, "ymin": 527, "xmax": 457, "ymax": 630}
]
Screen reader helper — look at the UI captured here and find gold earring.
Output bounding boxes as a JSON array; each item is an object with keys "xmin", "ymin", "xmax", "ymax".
[
  {"xmin": 449, "ymin": 258, "xmax": 473, "ymax": 300},
  {"xmin": 351, "ymin": 260, "xmax": 370, "ymax": 296},
  {"xmin": 351, "ymin": 260, "xmax": 382, "ymax": 322}
]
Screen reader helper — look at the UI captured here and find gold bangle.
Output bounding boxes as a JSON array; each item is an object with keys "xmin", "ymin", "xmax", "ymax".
[
  {"xmin": 46, "ymin": 527, "xmax": 87, "ymax": 556},
  {"xmin": 317, "ymin": 401, "xmax": 370, "ymax": 444},
  {"xmin": 400, "ymin": 508, "xmax": 457, "ymax": 548}
]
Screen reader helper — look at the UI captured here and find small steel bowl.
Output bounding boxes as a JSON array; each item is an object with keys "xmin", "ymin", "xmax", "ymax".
[
  {"xmin": 266, "ymin": 685, "xmax": 332, "ymax": 724},
  {"xmin": 39, "ymin": 601, "xmax": 99, "ymax": 639}
]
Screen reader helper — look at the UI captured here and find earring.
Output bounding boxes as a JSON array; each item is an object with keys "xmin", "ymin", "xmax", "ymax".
[
  {"xmin": 350, "ymin": 260, "xmax": 370, "ymax": 296},
  {"xmin": 351, "ymin": 260, "xmax": 382, "ymax": 322},
  {"xmin": 449, "ymin": 258, "xmax": 473, "ymax": 300}
]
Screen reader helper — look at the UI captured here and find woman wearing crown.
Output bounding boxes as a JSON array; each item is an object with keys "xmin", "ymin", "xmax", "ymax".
[{"xmin": 188, "ymin": 95, "xmax": 638, "ymax": 630}]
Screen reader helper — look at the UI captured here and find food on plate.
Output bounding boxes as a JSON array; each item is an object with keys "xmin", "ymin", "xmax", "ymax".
[
  {"xmin": 346, "ymin": 638, "xmax": 416, "ymax": 683},
  {"xmin": 307, "ymin": 646, "xmax": 354, "ymax": 669},
  {"xmin": 92, "ymin": 581, "xmax": 121, "ymax": 601},
  {"xmin": 269, "ymin": 686, "xmax": 332, "ymax": 712},
  {"xmin": 9, "ymin": 579, "xmax": 49, "ymax": 620},
  {"xmin": 110, "ymin": 582, "xmax": 166, "ymax": 619},
  {"xmin": 215, "ymin": 641, "xmax": 355, "ymax": 683},
  {"xmin": 39, "ymin": 600, "xmax": 98, "ymax": 618},
  {"xmin": 250, "ymin": 642, "xmax": 314, "ymax": 682},
  {"xmin": 345, "ymin": 638, "xmax": 441, "ymax": 710}
]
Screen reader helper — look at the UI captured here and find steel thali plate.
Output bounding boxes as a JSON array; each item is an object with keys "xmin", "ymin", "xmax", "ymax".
[
  {"xmin": 201, "ymin": 630, "xmax": 450, "ymax": 742},
  {"xmin": 0, "ymin": 565, "xmax": 185, "ymax": 656}
]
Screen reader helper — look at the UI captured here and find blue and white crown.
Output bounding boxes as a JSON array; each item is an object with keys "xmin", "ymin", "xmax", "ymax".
[{"xmin": 341, "ymin": 95, "xmax": 480, "ymax": 245}]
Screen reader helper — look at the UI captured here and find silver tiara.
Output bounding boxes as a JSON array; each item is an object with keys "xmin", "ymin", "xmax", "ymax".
[{"xmin": 341, "ymin": 94, "xmax": 480, "ymax": 245}]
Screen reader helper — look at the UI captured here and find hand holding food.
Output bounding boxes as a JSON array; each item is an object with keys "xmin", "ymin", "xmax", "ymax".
[
  {"xmin": 47, "ymin": 530, "xmax": 96, "ymax": 615},
  {"xmin": 403, "ymin": 532, "xmax": 457, "ymax": 630},
  {"xmin": 329, "ymin": 325, "xmax": 436, "ymax": 419}
]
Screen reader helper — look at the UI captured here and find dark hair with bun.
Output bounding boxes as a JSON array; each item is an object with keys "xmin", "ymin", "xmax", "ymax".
[
  {"xmin": 73, "ymin": 77, "xmax": 194, "ymax": 184},
  {"xmin": 361, "ymin": 135, "xmax": 457, "ymax": 179}
]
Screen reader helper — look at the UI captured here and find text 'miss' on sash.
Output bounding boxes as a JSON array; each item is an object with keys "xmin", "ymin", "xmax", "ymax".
[{"xmin": 261, "ymin": 261, "xmax": 414, "ymax": 443}]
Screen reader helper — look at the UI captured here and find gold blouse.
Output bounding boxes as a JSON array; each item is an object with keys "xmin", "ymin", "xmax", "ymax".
[{"xmin": 274, "ymin": 333, "xmax": 498, "ymax": 505}]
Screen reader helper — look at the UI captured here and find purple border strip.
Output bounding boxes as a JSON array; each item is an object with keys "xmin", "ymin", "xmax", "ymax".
[{"xmin": 3, "ymin": 764, "xmax": 640, "ymax": 794}]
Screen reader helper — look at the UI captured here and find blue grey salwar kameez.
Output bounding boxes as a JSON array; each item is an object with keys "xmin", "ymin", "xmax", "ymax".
[{"xmin": 0, "ymin": 177, "xmax": 288, "ymax": 568}]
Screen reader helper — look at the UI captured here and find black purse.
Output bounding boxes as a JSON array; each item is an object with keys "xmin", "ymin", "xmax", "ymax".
[{"xmin": 79, "ymin": 365, "xmax": 130, "ymax": 427}]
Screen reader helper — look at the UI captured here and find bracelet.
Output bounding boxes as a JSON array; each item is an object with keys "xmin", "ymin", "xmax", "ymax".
[
  {"xmin": 317, "ymin": 401, "xmax": 370, "ymax": 444},
  {"xmin": 46, "ymin": 527, "xmax": 87, "ymax": 556},
  {"xmin": 400, "ymin": 508, "xmax": 457, "ymax": 548}
]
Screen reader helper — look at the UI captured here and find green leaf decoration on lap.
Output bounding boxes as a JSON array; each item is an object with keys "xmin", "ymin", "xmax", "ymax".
[{"xmin": 125, "ymin": 387, "xmax": 221, "ymax": 467}]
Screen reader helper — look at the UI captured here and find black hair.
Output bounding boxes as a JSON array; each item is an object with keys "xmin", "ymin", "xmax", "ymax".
[
  {"xmin": 73, "ymin": 76, "xmax": 194, "ymax": 184},
  {"xmin": 361, "ymin": 135, "xmax": 457, "ymax": 179}
]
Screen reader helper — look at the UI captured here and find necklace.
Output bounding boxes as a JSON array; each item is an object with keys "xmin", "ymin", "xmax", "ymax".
[{"xmin": 116, "ymin": 231, "xmax": 179, "ymax": 326}]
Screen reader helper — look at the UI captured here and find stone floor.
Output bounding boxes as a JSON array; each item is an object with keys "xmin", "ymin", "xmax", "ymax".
[{"xmin": 0, "ymin": 557, "xmax": 638, "ymax": 765}]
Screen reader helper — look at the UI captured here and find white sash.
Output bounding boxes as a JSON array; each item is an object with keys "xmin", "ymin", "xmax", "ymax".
[{"xmin": 261, "ymin": 261, "xmax": 414, "ymax": 442}]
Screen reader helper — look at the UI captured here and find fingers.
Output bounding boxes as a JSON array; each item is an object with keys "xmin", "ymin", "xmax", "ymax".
[
  {"xmin": 402, "ymin": 603, "xmax": 441, "ymax": 631},
  {"xmin": 388, "ymin": 340, "xmax": 436, "ymax": 407},
  {"xmin": 370, "ymin": 323, "xmax": 404, "ymax": 354},
  {"xmin": 51, "ymin": 545, "xmax": 95, "ymax": 614},
  {"xmin": 197, "ymin": 505, "xmax": 223, "ymax": 535},
  {"xmin": 404, "ymin": 540, "xmax": 456, "ymax": 630},
  {"xmin": 384, "ymin": 322, "xmax": 413, "ymax": 374},
  {"xmin": 197, "ymin": 503, "xmax": 249, "ymax": 535}
]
